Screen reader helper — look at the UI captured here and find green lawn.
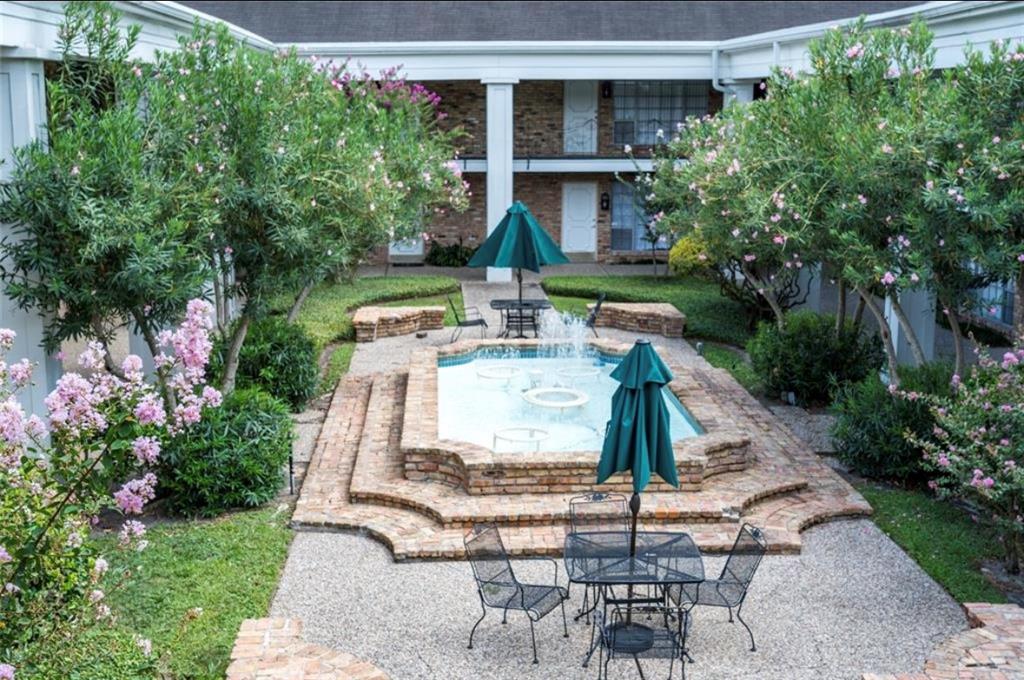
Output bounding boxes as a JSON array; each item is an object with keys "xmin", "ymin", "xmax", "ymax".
[
  {"xmin": 28, "ymin": 507, "xmax": 293, "ymax": 679},
  {"xmin": 858, "ymin": 483, "xmax": 1007, "ymax": 603},
  {"xmin": 285, "ymin": 275, "xmax": 461, "ymax": 347},
  {"xmin": 542, "ymin": 275, "xmax": 752, "ymax": 347},
  {"xmin": 702, "ymin": 343, "xmax": 762, "ymax": 394},
  {"xmin": 317, "ymin": 342, "xmax": 356, "ymax": 396}
]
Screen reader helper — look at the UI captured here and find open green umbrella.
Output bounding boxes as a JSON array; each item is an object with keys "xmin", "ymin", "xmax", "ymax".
[
  {"xmin": 597, "ymin": 339, "xmax": 679, "ymax": 559},
  {"xmin": 467, "ymin": 201, "xmax": 570, "ymax": 302}
]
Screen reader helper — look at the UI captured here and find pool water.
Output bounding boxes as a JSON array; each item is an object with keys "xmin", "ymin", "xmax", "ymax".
[{"xmin": 437, "ymin": 351, "xmax": 703, "ymax": 452}]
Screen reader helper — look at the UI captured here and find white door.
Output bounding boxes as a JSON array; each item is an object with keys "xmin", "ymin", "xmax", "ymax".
[
  {"xmin": 561, "ymin": 183, "xmax": 598, "ymax": 253},
  {"xmin": 563, "ymin": 81, "xmax": 597, "ymax": 154}
]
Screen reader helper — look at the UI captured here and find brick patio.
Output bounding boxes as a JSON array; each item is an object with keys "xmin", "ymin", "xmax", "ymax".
[{"xmin": 292, "ymin": 336, "xmax": 871, "ymax": 559}]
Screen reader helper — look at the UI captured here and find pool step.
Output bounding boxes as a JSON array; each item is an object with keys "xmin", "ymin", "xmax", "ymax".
[{"xmin": 346, "ymin": 372, "xmax": 811, "ymax": 529}]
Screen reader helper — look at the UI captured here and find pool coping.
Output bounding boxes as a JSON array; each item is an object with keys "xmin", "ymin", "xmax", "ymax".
[{"xmin": 401, "ymin": 338, "xmax": 753, "ymax": 495}]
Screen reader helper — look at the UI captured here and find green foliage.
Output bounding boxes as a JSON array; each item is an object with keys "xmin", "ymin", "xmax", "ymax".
[
  {"xmin": 542, "ymin": 275, "xmax": 751, "ymax": 347},
  {"xmin": 832, "ymin": 362, "xmax": 954, "ymax": 482},
  {"xmin": 211, "ymin": 318, "xmax": 318, "ymax": 411},
  {"xmin": 915, "ymin": 342, "xmax": 1024, "ymax": 573},
  {"xmin": 317, "ymin": 343, "xmax": 355, "ymax": 395},
  {"xmin": 160, "ymin": 389, "xmax": 293, "ymax": 516},
  {"xmin": 747, "ymin": 310, "xmax": 883, "ymax": 405},
  {"xmin": 23, "ymin": 508, "xmax": 292, "ymax": 679},
  {"xmin": 286, "ymin": 276, "xmax": 460, "ymax": 346},
  {"xmin": 667, "ymin": 234, "xmax": 710, "ymax": 278},
  {"xmin": 0, "ymin": 1, "xmax": 210, "ymax": 354},
  {"xmin": 424, "ymin": 239, "xmax": 477, "ymax": 267},
  {"xmin": 857, "ymin": 483, "xmax": 1007, "ymax": 603}
]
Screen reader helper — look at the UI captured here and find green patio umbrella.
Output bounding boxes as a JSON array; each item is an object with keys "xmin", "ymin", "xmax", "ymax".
[
  {"xmin": 597, "ymin": 339, "xmax": 679, "ymax": 559},
  {"xmin": 467, "ymin": 201, "xmax": 570, "ymax": 302}
]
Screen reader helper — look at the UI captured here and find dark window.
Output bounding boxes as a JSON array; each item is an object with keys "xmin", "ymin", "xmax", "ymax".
[
  {"xmin": 611, "ymin": 183, "xmax": 667, "ymax": 251},
  {"xmin": 612, "ymin": 81, "xmax": 708, "ymax": 146}
]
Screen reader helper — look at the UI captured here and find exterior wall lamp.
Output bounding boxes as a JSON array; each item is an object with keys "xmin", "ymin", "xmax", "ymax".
[{"xmin": 600, "ymin": 192, "xmax": 610, "ymax": 211}]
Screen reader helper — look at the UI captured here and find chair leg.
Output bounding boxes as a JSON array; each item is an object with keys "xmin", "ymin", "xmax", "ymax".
[
  {"xmin": 529, "ymin": 617, "xmax": 539, "ymax": 664},
  {"xmin": 727, "ymin": 606, "xmax": 733, "ymax": 623},
  {"xmin": 451, "ymin": 326, "xmax": 462, "ymax": 344},
  {"xmin": 560, "ymin": 598, "xmax": 569, "ymax": 638},
  {"xmin": 736, "ymin": 603, "xmax": 756, "ymax": 652},
  {"xmin": 468, "ymin": 593, "xmax": 487, "ymax": 649}
]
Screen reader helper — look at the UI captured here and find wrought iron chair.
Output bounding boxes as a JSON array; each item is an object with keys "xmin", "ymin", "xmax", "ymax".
[
  {"xmin": 594, "ymin": 605, "xmax": 685, "ymax": 680},
  {"xmin": 464, "ymin": 523, "xmax": 569, "ymax": 664},
  {"xmin": 584, "ymin": 292, "xmax": 606, "ymax": 337},
  {"xmin": 448, "ymin": 294, "xmax": 487, "ymax": 343},
  {"xmin": 568, "ymin": 492, "xmax": 629, "ymax": 618},
  {"xmin": 666, "ymin": 523, "xmax": 767, "ymax": 652}
]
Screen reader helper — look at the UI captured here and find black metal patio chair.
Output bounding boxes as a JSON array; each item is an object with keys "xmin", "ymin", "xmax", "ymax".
[
  {"xmin": 464, "ymin": 523, "xmax": 569, "ymax": 664},
  {"xmin": 584, "ymin": 292, "xmax": 606, "ymax": 337},
  {"xmin": 666, "ymin": 523, "xmax": 767, "ymax": 652},
  {"xmin": 569, "ymin": 492, "xmax": 629, "ymax": 618},
  {"xmin": 448, "ymin": 294, "xmax": 487, "ymax": 343},
  {"xmin": 594, "ymin": 605, "xmax": 685, "ymax": 680}
]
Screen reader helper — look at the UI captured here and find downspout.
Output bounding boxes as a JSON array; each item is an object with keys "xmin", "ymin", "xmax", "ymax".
[{"xmin": 711, "ymin": 48, "xmax": 728, "ymax": 94}]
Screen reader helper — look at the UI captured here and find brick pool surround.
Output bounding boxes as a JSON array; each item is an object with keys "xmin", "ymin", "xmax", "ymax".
[{"xmin": 401, "ymin": 338, "xmax": 753, "ymax": 495}]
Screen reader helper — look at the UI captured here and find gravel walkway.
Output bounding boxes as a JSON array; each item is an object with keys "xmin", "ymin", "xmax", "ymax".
[{"xmin": 271, "ymin": 520, "xmax": 965, "ymax": 680}]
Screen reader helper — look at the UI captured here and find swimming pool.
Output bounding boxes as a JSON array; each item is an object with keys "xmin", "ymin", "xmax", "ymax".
[{"xmin": 436, "ymin": 348, "xmax": 703, "ymax": 453}]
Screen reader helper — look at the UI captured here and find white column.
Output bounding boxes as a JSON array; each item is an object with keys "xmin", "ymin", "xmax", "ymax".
[
  {"xmin": 885, "ymin": 289, "xmax": 936, "ymax": 366},
  {"xmin": 1, "ymin": 58, "xmax": 61, "ymax": 414},
  {"xmin": 484, "ymin": 79, "xmax": 516, "ymax": 283},
  {"xmin": 722, "ymin": 80, "xmax": 756, "ymax": 107}
]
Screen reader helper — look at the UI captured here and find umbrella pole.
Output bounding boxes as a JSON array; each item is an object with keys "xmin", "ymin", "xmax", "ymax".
[
  {"xmin": 516, "ymin": 268, "xmax": 524, "ymax": 338},
  {"xmin": 626, "ymin": 492, "xmax": 640, "ymax": 623}
]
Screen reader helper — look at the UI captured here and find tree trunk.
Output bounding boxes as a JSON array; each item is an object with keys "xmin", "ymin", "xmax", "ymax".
[
  {"xmin": 836, "ymin": 278, "xmax": 847, "ymax": 335},
  {"xmin": 852, "ymin": 295, "xmax": 866, "ymax": 329},
  {"xmin": 742, "ymin": 265, "xmax": 786, "ymax": 331},
  {"xmin": 856, "ymin": 286, "xmax": 901, "ymax": 386},
  {"xmin": 131, "ymin": 308, "xmax": 177, "ymax": 412},
  {"xmin": 887, "ymin": 294, "xmax": 928, "ymax": 367},
  {"xmin": 212, "ymin": 265, "xmax": 227, "ymax": 338},
  {"xmin": 220, "ymin": 313, "xmax": 251, "ymax": 395},
  {"xmin": 1015, "ymin": 264, "xmax": 1024, "ymax": 342},
  {"xmin": 944, "ymin": 303, "xmax": 967, "ymax": 379},
  {"xmin": 287, "ymin": 282, "xmax": 314, "ymax": 324}
]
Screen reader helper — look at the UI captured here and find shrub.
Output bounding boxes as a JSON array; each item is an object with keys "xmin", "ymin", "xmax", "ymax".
[
  {"xmin": 668, "ymin": 234, "xmax": 710, "ymax": 277},
  {"xmin": 913, "ymin": 341, "xmax": 1024, "ymax": 574},
  {"xmin": 831, "ymin": 362, "xmax": 954, "ymax": 482},
  {"xmin": 210, "ymin": 318, "xmax": 317, "ymax": 411},
  {"xmin": 747, "ymin": 310, "xmax": 884, "ymax": 405},
  {"xmin": 159, "ymin": 389, "xmax": 293, "ymax": 516},
  {"xmin": 424, "ymin": 239, "xmax": 477, "ymax": 267}
]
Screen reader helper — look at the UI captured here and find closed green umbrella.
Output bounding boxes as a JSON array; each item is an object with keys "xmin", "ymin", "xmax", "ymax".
[
  {"xmin": 467, "ymin": 201, "xmax": 570, "ymax": 302},
  {"xmin": 597, "ymin": 339, "xmax": 679, "ymax": 560}
]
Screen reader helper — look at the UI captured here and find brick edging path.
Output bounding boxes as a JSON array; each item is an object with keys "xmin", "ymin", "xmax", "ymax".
[
  {"xmin": 226, "ymin": 617, "xmax": 389, "ymax": 679},
  {"xmin": 862, "ymin": 603, "xmax": 1024, "ymax": 679}
]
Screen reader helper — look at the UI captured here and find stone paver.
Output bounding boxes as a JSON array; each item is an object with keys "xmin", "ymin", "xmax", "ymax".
[
  {"xmin": 227, "ymin": 617, "xmax": 389, "ymax": 679},
  {"xmin": 270, "ymin": 521, "xmax": 966, "ymax": 680}
]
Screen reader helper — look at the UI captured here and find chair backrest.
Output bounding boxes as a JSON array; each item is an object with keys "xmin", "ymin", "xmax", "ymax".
[
  {"xmin": 569, "ymin": 492, "xmax": 629, "ymax": 534},
  {"xmin": 719, "ymin": 523, "xmax": 767, "ymax": 591},
  {"xmin": 586, "ymin": 293, "xmax": 606, "ymax": 326},
  {"xmin": 446, "ymin": 294, "xmax": 464, "ymax": 325},
  {"xmin": 464, "ymin": 523, "xmax": 515, "ymax": 589}
]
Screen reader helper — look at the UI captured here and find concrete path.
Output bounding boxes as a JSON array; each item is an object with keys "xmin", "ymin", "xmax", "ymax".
[{"xmin": 271, "ymin": 520, "xmax": 965, "ymax": 680}]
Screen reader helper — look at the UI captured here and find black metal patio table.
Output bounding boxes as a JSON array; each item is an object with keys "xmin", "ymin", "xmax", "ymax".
[
  {"xmin": 564, "ymin": 531, "xmax": 705, "ymax": 668},
  {"xmin": 489, "ymin": 298, "xmax": 553, "ymax": 338}
]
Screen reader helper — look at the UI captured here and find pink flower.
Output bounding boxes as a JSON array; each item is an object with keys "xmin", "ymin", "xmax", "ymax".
[
  {"xmin": 881, "ymin": 144, "xmax": 893, "ymax": 154},
  {"xmin": 114, "ymin": 474, "xmax": 157, "ymax": 515},
  {"xmin": 0, "ymin": 545, "xmax": 10, "ymax": 563},
  {"xmin": 743, "ymin": 254, "xmax": 756, "ymax": 262},
  {"xmin": 202, "ymin": 385, "xmax": 222, "ymax": 408},
  {"xmin": 1003, "ymin": 352, "xmax": 1020, "ymax": 369},
  {"xmin": 119, "ymin": 519, "xmax": 147, "ymax": 546},
  {"xmin": 1018, "ymin": 254, "xmax": 1024, "ymax": 262},
  {"xmin": 122, "ymin": 355, "xmax": 144, "ymax": 378},
  {"xmin": 857, "ymin": 195, "xmax": 867, "ymax": 205},
  {"xmin": 0, "ymin": 663, "xmax": 14, "ymax": 680},
  {"xmin": 880, "ymin": 271, "xmax": 897, "ymax": 286},
  {"xmin": 0, "ymin": 400, "xmax": 26, "ymax": 445},
  {"xmin": 925, "ymin": 180, "xmax": 934, "ymax": 190},
  {"xmin": 93, "ymin": 557, "xmax": 109, "ymax": 575},
  {"xmin": 0, "ymin": 330, "xmax": 15, "ymax": 351},
  {"xmin": 89, "ymin": 589, "xmax": 104, "ymax": 603},
  {"xmin": 846, "ymin": 43, "xmax": 865, "ymax": 59},
  {"xmin": 131, "ymin": 436, "xmax": 161, "ymax": 465},
  {"xmin": 134, "ymin": 394, "xmax": 166, "ymax": 427},
  {"xmin": 8, "ymin": 359, "xmax": 32, "ymax": 387}
]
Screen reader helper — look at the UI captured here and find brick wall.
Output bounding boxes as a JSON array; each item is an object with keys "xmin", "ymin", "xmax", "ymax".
[
  {"xmin": 432, "ymin": 81, "xmax": 486, "ymax": 156},
  {"xmin": 513, "ymin": 81, "xmax": 564, "ymax": 157}
]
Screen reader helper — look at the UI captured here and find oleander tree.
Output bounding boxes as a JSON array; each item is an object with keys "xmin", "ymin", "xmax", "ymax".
[
  {"xmin": 0, "ymin": 1, "xmax": 213, "ymax": 397},
  {"xmin": 150, "ymin": 27, "xmax": 468, "ymax": 391}
]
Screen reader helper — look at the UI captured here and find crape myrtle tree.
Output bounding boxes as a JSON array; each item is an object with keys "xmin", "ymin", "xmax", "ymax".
[
  {"xmin": 152, "ymin": 27, "xmax": 468, "ymax": 392},
  {"xmin": 0, "ymin": 1, "xmax": 214, "ymax": 400}
]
